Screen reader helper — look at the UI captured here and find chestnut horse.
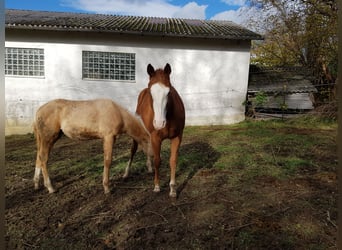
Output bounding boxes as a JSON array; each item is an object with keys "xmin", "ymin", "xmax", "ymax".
[
  {"xmin": 33, "ymin": 98, "xmax": 153, "ymax": 194},
  {"xmin": 124, "ymin": 63, "xmax": 185, "ymax": 197}
]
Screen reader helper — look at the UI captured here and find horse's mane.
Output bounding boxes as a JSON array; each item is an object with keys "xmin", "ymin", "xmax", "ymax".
[{"xmin": 134, "ymin": 113, "xmax": 150, "ymax": 136}]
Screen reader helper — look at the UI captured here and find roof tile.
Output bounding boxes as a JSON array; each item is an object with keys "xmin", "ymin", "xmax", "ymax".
[{"xmin": 5, "ymin": 9, "xmax": 263, "ymax": 40}]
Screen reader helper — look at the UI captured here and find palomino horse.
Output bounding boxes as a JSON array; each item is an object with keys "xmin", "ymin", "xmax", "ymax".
[
  {"xmin": 124, "ymin": 63, "xmax": 185, "ymax": 197},
  {"xmin": 33, "ymin": 98, "xmax": 153, "ymax": 194}
]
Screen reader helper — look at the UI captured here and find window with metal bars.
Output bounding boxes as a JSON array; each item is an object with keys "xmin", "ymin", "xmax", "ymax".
[
  {"xmin": 5, "ymin": 47, "xmax": 45, "ymax": 77},
  {"xmin": 82, "ymin": 51, "xmax": 135, "ymax": 81}
]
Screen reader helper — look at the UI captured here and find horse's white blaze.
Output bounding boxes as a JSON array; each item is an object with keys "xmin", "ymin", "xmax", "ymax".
[{"xmin": 150, "ymin": 83, "xmax": 170, "ymax": 130}]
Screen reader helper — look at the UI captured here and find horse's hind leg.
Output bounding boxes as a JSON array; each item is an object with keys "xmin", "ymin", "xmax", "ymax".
[
  {"xmin": 33, "ymin": 130, "xmax": 42, "ymax": 190},
  {"xmin": 33, "ymin": 159, "xmax": 41, "ymax": 190},
  {"xmin": 35, "ymin": 139, "xmax": 56, "ymax": 193},
  {"xmin": 123, "ymin": 139, "xmax": 138, "ymax": 179}
]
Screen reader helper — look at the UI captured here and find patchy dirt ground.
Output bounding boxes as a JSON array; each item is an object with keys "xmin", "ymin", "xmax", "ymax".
[{"xmin": 5, "ymin": 123, "xmax": 337, "ymax": 249}]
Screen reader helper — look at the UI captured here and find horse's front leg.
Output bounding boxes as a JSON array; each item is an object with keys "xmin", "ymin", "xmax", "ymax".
[
  {"xmin": 146, "ymin": 155, "xmax": 153, "ymax": 173},
  {"xmin": 152, "ymin": 136, "xmax": 162, "ymax": 193},
  {"xmin": 123, "ymin": 139, "xmax": 138, "ymax": 179},
  {"xmin": 103, "ymin": 136, "xmax": 115, "ymax": 194},
  {"xmin": 169, "ymin": 136, "xmax": 182, "ymax": 198}
]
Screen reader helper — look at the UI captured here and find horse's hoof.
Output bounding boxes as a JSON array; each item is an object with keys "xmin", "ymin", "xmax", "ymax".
[
  {"xmin": 153, "ymin": 185, "xmax": 160, "ymax": 192},
  {"xmin": 169, "ymin": 191, "xmax": 177, "ymax": 198},
  {"xmin": 147, "ymin": 165, "xmax": 153, "ymax": 173},
  {"xmin": 48, "ymin": 188, "xmax": 55, "ymax": 194}
]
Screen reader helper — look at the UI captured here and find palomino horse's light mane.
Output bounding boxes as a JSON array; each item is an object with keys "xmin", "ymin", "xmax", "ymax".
[
  {"xmin": 134, "ymin": 114, "xmax": 150, "ymax": 136},
  {"xmin": 118, "ymin": 105, "xmax": 151, "ymax": 138}
]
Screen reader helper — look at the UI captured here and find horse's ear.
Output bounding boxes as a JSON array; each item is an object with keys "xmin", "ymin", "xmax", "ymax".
[
  {"xmin": 147, "ymin": 64, "xmax": 155, "ymax": 77},
  {"xmin": 164, "ymin": 63, "xmax": 171, "ymax": 75}
]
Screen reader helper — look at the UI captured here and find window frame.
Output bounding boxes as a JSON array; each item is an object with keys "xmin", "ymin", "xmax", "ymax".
[
  {"xmin": 5, "ymin": 47, "xmax": 45, "ymax": 78},
  {"xmin": 82, "ymin": 50, "xmax": 136, "ymax": 82}
]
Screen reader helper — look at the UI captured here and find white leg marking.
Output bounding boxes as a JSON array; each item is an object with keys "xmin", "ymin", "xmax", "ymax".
[
  {"xmin": 153, "ymin": 185, "xmax": 160, "ymax": 193},
  {"xmin": 33, "ymin": 167, "xmax": 41, "ymax": 190},
  {"xmin": 44, "ymin": 177, "xmax": 55, "ymax": 193},
  {"xmin": 146, "ymin": 156, "xmax": 153, "ymax": 173},
  {"xmin": 169, "ymin": 181, "xmax": 177, "ymax": 198},
  {"xmin": 102, "ymin": 176, "xmax": 110, "ymax": 194},
  {"xmin": 104, "ymin": 186, "xmax": 110, "ymax": 194}
]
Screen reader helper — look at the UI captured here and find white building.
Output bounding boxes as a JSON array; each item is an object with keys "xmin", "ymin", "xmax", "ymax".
[{"xmin": 5, "ymin": 9, "xmax": 262, "ymax": 135}]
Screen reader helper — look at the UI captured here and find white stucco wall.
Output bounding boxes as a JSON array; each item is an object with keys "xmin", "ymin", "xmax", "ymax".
[{"xmin": 5, "ymin": 30, "xmax": 251, "ymax": 135}]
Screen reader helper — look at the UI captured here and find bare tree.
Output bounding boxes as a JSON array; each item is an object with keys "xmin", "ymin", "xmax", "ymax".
[{"xmin": 248, "ymin": 0, "xmax": 337, "ymax": 106}]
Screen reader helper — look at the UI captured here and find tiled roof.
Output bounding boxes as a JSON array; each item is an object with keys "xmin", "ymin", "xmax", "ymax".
[
  {"xmin": 5, "ymin": 9, "xmax": 263, "ymax": 40},
  {"xmin": 248, "ymin": 66, "xmax": 317, "ymax": 94}
]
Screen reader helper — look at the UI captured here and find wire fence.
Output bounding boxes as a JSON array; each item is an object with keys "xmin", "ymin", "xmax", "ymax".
[{"xmin": 245, "ymin": 82, "xmax": 337, "ymax": 120}]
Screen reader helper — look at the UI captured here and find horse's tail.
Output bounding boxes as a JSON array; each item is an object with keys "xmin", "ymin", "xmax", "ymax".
[
  {"xmin": 32, "ymin": 117, "xmax": 36, "ymax": 133},
  {"xmin": 32, "ymin": 114, "xmax": 41, "ymax": 152},
  {"xmin": 32, "ymin": 110, "xmax": 38, "ymax": 135}
]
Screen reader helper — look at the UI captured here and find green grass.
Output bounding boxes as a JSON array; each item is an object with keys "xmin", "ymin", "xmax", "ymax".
[
  {"xmin": 178, "ymin": 117, "xmax": 336, "ymax": 183},
  {"xmin": 5, "ymin": 117, "xmax": 336, "ymax": 184}
]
